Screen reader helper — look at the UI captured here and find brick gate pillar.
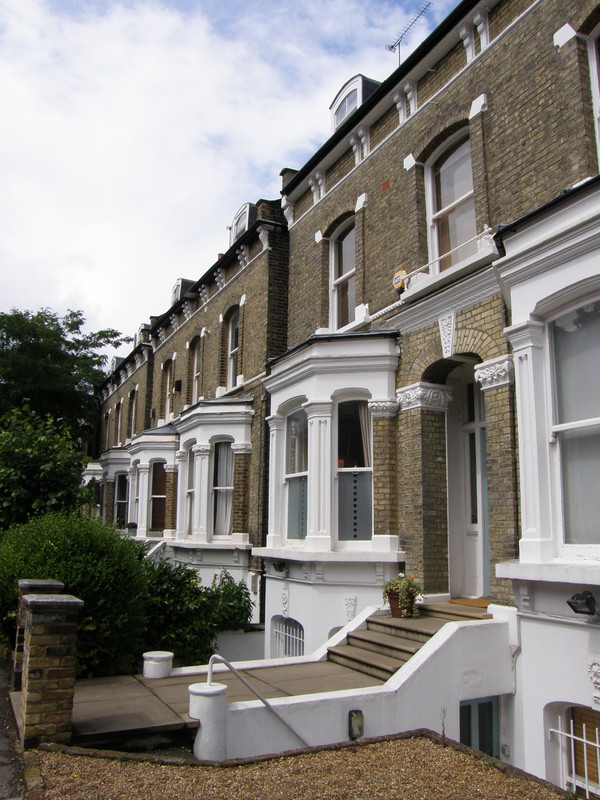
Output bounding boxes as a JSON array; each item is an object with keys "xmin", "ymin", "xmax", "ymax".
[
  {"xmin": 11, "ymin": 579, "xmax": 64, "ymax": 692},
  {"xmin": 20, "ymin": 593, "xmax": 84, "ymax": 749}
]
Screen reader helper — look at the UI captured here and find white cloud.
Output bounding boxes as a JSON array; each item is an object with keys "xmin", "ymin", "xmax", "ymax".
[{"xmin": 0, "ymin": 0, "xmax": 459, "ymax": 359}]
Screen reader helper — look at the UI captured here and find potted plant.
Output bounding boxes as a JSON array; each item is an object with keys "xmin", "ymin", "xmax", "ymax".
[{"xmin": 382, "ymin": 573, "xmax": 422, "ymax": 618}]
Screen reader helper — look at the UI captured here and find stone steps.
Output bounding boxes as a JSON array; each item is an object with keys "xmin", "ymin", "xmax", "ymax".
[{"xmin": 327, "ymin": 600, "xmax": 491, "ymax": 680}]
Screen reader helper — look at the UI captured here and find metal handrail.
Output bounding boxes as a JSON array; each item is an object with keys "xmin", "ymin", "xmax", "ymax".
[{"xmin": 206, "ymin": 653, "xmax": 310, "ymax": 748}]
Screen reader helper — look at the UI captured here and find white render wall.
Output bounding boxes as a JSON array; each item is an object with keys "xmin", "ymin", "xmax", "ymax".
[
  {"xmin": 262, "ymin": 559, "xmax": 401, "ymax": 657},
  {"xmin": 501, "ymin": 594, "xmax": 600, "ymax": 785},
  {"xmin": 222, "ymin": 616, "xmax": 513, "ymax": 759}
]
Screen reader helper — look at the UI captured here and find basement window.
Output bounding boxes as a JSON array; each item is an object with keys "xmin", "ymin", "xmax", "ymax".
[{"xmin": 460, "ymin": 696, "xmax": 499, "ymax": 757}]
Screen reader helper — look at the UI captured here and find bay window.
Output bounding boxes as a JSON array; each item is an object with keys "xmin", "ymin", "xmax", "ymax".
[
  {"xmin": 337, "ymin": 400, "xmax": 372, "ymax": 541},
  {"xmin": 212, "ymin": 441, "xmax": 234, "ymax": 535},
  {"xmin": 551, "ymin": 300, "xmax": 600, "ymax": 546},
  {"xmin": 150, "ymin": 462, "xmax": 166, "ymax": 532},
  {"xmin": 286, "ymin": 409, "xmax": 308, "ymax": 540}
]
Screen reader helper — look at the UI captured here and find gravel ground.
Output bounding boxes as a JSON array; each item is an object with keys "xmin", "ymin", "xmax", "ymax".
[{"xmin": 34, "ymin": 737, "xmax": 567, "ymax": 800}]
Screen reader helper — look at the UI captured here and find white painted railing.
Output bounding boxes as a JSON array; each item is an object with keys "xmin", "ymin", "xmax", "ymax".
[{"xmin": 550, "ymin": 714, "xmax": 600, "ymax": 799}]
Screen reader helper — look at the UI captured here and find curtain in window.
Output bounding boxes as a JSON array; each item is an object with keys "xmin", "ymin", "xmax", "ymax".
[
  {"xmin": 358, "ymin": 401, "xmax": 371, "ymax": 468},
  {"xmin": 552, "ymin": 301, "xmax": 600, "ymax": 544},
  {"xmin": 214, "ymin": 442, "xmax": 234, "ymax": 535}
]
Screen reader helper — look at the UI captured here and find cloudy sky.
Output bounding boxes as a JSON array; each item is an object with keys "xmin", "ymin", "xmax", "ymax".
[{"xmin": 0, "ymin": 0, "xmax": 459, "ymax": 361}]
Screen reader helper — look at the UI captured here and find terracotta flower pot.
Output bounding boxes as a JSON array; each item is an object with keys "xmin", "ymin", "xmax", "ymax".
[{"xmin": 387, "ymin": 589, "xmax": 417, "ymax": 618}]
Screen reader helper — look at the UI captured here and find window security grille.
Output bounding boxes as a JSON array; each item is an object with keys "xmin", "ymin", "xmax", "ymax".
[
  {"xmin": 550, "ymin": 713, "xmax": 600, "ymax": 799},
  {"xmin": 273, "ymin": 618, "xmax": 304, "ymax": 658}
]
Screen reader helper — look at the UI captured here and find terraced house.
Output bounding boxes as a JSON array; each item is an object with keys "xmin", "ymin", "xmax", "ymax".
[{"xmin": 87, "ymin": 0, "xmax": 600, "ymax": 790}]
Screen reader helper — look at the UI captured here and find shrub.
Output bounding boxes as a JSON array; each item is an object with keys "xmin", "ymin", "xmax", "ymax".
[
  {"xmin": 142, "ymin": 559, "xmax": 216, "ymax": 667},
  {"xmin": 0, "ymin": 512, "xmax": 148, "ymax": 677},
  {"xmin": 209, "ymin": 569, "xmax": 253, "ymax": 632},
  {"xmin": 142, "ymin": 563, "xmax": 254, "ymax": 666}
]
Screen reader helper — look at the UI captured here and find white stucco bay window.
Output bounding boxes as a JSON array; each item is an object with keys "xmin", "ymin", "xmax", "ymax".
[
  {"xmin": 550, "ymin": 300, "xmax": 600, "ymax": 548},
  {"xmin": 260, "ymin": 333, "xmax": 398, "ymax": 555},
  {"xmin": 173, "ymin": 398, "xmax": 253, "ymax": 545},
  {"xmin": 496, "ymin": 177, "xmax": 600, "ymax": 570}
]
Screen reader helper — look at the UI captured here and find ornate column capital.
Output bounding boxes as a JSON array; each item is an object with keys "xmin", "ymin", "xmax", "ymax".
[
  {"xmin": 232, "ymin": 442, "xmax": 252, "ymax": 454},
  {"xmin": 474, "ymin": 354, "xmax": 514, "ymax": 391},
  {"xmin": 137, "ymin": 463, "xmax": 150, "ymax": 474},
  {"xmin": 193, "ymin": 444, "xmax": 211, "ymax": 456},
  {"xmin": 164, "ymin": 463, "xmax": 178, "ymax": 474},
  {"xmin": 397, "ymin": 382, "xmax": 452, "ymax": 412},
  {"xmin": 368, "ymin": 400, "xmax": 398, "ymax": 418}
]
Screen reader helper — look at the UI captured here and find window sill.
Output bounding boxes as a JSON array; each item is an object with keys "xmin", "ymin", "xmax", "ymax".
[
  {"xmin": 253, "ymin": 544, "xmax": 403, "ymax": 563},
  {"xmin": 401, "ymin": 242, "xmax": 498, "ymax": 303},
  {"xmin": 496, "ymin": 557, "xmax": 600, "ymax": 585}
]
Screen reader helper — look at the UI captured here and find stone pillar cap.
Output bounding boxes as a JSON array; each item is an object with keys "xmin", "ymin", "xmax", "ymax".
[
  {"xmin": 18, "ymin": 579, "xmax": 64, "ymax": 593},
  {"xmin": 22, "ymin": 594, "xmax": 84, "ymax": 609}
]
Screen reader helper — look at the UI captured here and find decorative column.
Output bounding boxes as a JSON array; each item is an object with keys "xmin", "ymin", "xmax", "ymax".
[
  {"xmin": 20, "ymin": 593, "xmax": 84, "ymax": 749},
  {"xmin": 194, "ymin": 444, "xmax": 212, "ymax": 542},
  {"xmin": 232, "ymin": 443, "xmax": 251, "ymax": 539},
  {"xmin": 164, "ymin": 463, "xmax": 178, "ymax": 539},
  {"xmin": 266, "ymin": 416, "xmax": 285, "ymax": 548},
  {"xmin": 369, "ymin": 400, "xmax": 399, "ymax": 548},
  {"xmin": 504, "ymin": 321, "xmax": 554, "ymax": 563},
  {"xmin": 175, "ymin": 449, "xmax": 187, "ymax": 539},
  {"xmin": 136, "ymin": 464, "xmax": 150, "ymax": 537},
  {"xmin": 474, "ymin": 353, "xmax": 518, "ymax": 603},
  {"xmin": 397, "ymin": 382, "xmax": 452, "ymax": 593},
  {"xmin": 304, "ymin": 402, "xmax": 332, "ymax": 551},
  {"xmin": 127, "ymin": 466, "xmax": 137, "ymax": 529},
  {"xmin": 11, "ymin": 579, "xmax": 64, "ymax": 692}
]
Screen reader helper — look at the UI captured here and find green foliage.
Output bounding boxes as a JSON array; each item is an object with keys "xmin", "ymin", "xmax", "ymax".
[
  {"xmin": 142, "ymin": 559, "xmax": 216, "ymax": 667},
  {"xmin": 209, "ymin": 568, "xmax": 254, "ymax": 632},
  {"xmin": 0, "ymin": 406, "xmax": 87, "ymax": 529},
  {"xmin": 142, "ymin": 563, "xmax": 254, "ymax": 667},
  {"xmin": 0, "ymin": 308, "xmax": 130, "ymax": 443},
  {"xmin": 0, "ymin": 512, "xmax": 147, "ymax": 677}
]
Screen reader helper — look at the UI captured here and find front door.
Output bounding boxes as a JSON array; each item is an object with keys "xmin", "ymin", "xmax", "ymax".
[{"xmin": 447, "ymin": 364, "xmax": 489, "ymax": 598}]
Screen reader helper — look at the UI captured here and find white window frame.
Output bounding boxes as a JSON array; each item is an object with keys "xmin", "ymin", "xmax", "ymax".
[
  {"xmin": 330, "ymin": 221, "xmax": 356, "ymax": 331},
  {"xmin": 587, "ymin": 28, "xmax": 600, "ymax": 168},
  {"xmin": 227, "ymin": 311, "xmax": 239, "ymax": 390},
  {"xmin": 284, "ymin": 408, "xmax": 308, "ymax": 542},
  {"xmin": 334, "ymin": 397, "xmax": 373, "ymax": 547},
  {"xmin": 192, "ymin": 339, "xmax": 202, "ymax": 404},
  {"xmin": 425, "ymin": 134, "xmax": 477, "ymax": 276},
  {"xmin": 114, "ymin": 473, "xmax": 128, "ymax": 528},
  {"xmin": 211, "ymin": 440, "xmax": 234, "ymax": 536},
  {"xmin": 547, "ymin": 297, "xmax": 600, "ymax": 556},
  {"xmin": 149, "ymin": 461, "xmax": 166, "ymax": 533},
  {"xmin": 185, "ymin": 446, "xmax": 195, "ymax": 537},
  {"xmin": 163, "ymin": 360, "xmax": 173, "ymax": 422},
  {"xmin": 128, "ymin": 389, "xmax": 137, "ymax": 439}
]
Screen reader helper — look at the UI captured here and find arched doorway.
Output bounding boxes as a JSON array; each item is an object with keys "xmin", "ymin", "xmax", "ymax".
[{"xmin": 446, "ymin": 362, "xmax": 489, "ymax": 597}]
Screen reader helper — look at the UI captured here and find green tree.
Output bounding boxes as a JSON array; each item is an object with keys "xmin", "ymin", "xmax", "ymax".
[
  {"xmin": 0, "ymin": 512, "xmax": 148, "ymax": 677},
  {"xmin": 0, "ymin": 308, "xmax": 130, "ymax": 443},
  {"xmin": 0, "ymin": 406, "xmax": 87, "ymax": 529}
]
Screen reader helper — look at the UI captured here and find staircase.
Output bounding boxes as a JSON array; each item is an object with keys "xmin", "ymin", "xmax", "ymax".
[{"xmin": 327, "ymin": 601, "xmax": 492, "ymax": 681}]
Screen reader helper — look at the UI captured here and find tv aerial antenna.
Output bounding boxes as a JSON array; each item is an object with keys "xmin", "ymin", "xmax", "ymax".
[{"xmin": 386, "ymin": 2, "xmax": 432, "ymax": 65}]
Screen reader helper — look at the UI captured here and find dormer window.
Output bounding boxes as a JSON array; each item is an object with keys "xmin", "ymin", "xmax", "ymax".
[
  {"xmin": 334, "ymin": 89, "xmax": 358, "ymax": 128},
  {"xmin": 330, "ymin": 75, "xmax": 380, "ymax": 132},
  {"xmin": 229, "ymin": 203, "xmax": 258, "ymax": 247}
]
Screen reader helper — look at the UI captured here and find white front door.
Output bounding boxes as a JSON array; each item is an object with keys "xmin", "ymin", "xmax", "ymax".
[{"xmin": 447, "ymin": 364, "xmax": 489, "ymax": 598}]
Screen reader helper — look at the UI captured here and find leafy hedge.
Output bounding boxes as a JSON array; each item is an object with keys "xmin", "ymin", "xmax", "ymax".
[
  {"xmin": 0, "ymin": 513, "xmax": 254, "ymax": 677},
  {"xmin": 0, "ymin": 512, "xmax": 147, "ymax": 677},
  {"xmin": 142, "ymin": 562, "xmax": 253, "ymax": 666}
]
